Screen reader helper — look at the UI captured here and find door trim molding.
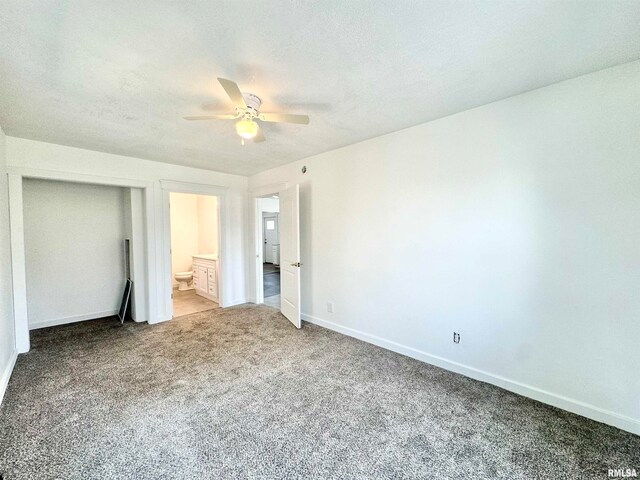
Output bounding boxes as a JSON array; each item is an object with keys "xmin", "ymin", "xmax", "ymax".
[
  {"xmin": 7, "ymin": 166, "xmax": 152, "ymax": 188},
  {"xmin": 250, "ymin": 185, "xmax": 286, "ymax": 305},
  {"xmin": 159, "ymin": 181, "xmax": 230, "ymax": 319},
  {"xmin": 249, "ymin": 182, "xmax": 288, "ymax": 198},
  {"xmin": 7, "ymin": 168, "xmax": 155, "ymax": 353}
]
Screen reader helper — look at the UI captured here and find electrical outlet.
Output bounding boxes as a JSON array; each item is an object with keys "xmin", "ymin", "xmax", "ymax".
[
  {"xmin": 327, "ymin": 302, "xmax": 334, "ymax": 313},
  {"xmin": 453, "ymin": 332, "xmax": 461, "ymax": 344}
]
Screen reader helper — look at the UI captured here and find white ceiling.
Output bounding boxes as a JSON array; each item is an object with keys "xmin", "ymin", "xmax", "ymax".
[{"xmin": 1, "ymin": 1, "xmax": 640, "ymax": 176}]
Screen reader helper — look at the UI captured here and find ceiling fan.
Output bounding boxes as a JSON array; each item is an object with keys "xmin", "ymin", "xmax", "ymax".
[{"xmin": 184, "ymin": 78, "xmax": 310, "ymax": 144}]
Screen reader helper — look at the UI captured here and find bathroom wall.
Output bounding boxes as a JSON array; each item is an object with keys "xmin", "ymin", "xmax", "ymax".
[
  {"xmin": 22, "ymin": 179, "xmax": 127, "ymax": 329},
  {"xmin": 197, "ymin": 195, "xmax": 218, "ymax": 256},
  {"xmin": 169, "ymin": 192, "xmax": 218, "ymax": 286},
  {"xmin": 169, "ymin": 193, "xmax": 199, "ymax": 281}
]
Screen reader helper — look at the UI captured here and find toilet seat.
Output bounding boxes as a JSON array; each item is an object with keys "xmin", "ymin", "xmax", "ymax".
[{"xmin": 174, "ymin": 271, "xmax": 193, "ymax": 291}]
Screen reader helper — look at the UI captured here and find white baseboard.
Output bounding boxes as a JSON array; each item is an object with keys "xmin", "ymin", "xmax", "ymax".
[
  {"xmin": 0, "ymin": 350, "xmax": 17, "ymax": 406},
  {"xmin": 150, "ymin": 316, "xmax": 172, "ymax": 324},
  {"xmin": 225, "ymin": 298, "xmax": 247, "ymax": 308},
  {"xmin": 301, "ymin": 313, "xmax": 640, "ymax": 436},
  {"xmin": 29, "ymin": 310, "xmax": 119, "ymax": 330}
]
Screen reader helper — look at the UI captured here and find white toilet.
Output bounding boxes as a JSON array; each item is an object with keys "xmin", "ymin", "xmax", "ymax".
[{"xmin": 174, "ymin": 271, "xmax": 193, "ymax": 291}]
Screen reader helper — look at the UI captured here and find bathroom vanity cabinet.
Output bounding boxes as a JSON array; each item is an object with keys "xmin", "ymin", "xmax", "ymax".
[{"xmin": 192, "ymin": 254, "xmax": 218, "ymax": 303}]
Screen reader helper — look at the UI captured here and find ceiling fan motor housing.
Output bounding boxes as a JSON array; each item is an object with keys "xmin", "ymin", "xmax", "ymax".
[{"xmin": 242, "ymin": 93, "xmax": 261, "ymax": 114}]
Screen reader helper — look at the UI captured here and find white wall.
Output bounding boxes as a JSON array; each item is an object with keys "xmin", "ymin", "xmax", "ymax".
[
  {"xmin": 170, "ymin": 193, "xmax": 199, "ymax": 280},
  {"xmin": 22, "ymin": 179, "xmax": 126, "ymax": 329},
  {"xmin": 6, "ymin": 138, "xmax": 248, "ymax": 321},
  {"xmin": 258, "ymin": 197, "xmax": 280, "ymax": 214},
  {"xmin": 0, "ymin": 126, "xmax": 17, "ymax": 404},
  {"xmin": 249, "ymin": 60, "xmax": 640, "ymax": 434},
  {"xmin": 197, "ymin": 195, "xmax": 219, "ymax": 256}
]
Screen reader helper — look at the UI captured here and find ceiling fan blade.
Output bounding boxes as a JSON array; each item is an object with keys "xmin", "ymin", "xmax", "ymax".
[
  {"xmin": 183, "ymin": 114, "xmax": 237, "ymax": 121},
  {"xmin": 259, "ymin": 113, "xmax": 310, "ymax": 125},
  {"xmin": 253, "ymin": 127, "xmax": 266, "ymax": 143},
  {"xmin": 217, "ymin": 78, "xmax": 247, "ymax": 109}
]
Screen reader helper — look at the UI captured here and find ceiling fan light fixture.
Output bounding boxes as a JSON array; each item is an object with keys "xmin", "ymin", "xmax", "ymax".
[
  {"xmin": 235, "ymin": 119, "xmax": 258, "ymax": 139},
  {"xmin": 184, "ymin": 78, "xmax": 310, "ymax": 144}
]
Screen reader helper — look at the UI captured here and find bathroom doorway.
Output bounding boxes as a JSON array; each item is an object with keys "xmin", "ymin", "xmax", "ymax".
[
  {"xmin": 168, "ymin": 192, "xmax": 221, "ymax": 318},
  {"xmin": 258, "ymin": 195, "xmax": 281, "ymax": 308}
]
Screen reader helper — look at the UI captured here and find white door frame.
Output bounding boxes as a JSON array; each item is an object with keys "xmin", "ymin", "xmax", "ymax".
[
  {"xmin": 159, "ymin": 180, "xmax": 229, "ymax": 317},
  {"xmin": 7, "ymin": 166, "xmax": 156, "ymax": 353},
  {"xmin": 250, "ymin": 182, "xmax": 288, "ymax": 304}
]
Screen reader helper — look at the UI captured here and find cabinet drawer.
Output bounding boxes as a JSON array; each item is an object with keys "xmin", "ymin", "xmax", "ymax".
[{"xmin": 208, "ymin": 284, "xmax": 217, "ymax": 295}]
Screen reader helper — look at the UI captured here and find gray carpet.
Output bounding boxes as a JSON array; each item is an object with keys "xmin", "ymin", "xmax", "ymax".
[{"xmin": 0, "ymin": 305, "xmax": 638, "ymax": 479}]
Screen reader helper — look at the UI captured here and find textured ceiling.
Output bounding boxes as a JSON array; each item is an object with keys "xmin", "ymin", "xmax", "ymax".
[{"xmin": 1, "ymin": 1, "xmax": 640, "ymax": 176}]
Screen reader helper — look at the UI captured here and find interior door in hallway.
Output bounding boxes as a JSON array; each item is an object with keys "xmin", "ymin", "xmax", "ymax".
[{"xmin": 279, "ymin": 184, "xmax": 301, "ymax": 328}]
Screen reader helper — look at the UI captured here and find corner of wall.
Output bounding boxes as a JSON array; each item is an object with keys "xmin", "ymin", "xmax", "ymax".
[{"xmin": 0, "ymin": 124, "xmax": 19, "ymax": 405}]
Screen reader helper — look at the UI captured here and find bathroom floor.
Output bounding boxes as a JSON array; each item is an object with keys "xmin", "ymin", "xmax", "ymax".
[{"xmin": 172, "ymin": 289, "xmax": 219, "ymax": 317}]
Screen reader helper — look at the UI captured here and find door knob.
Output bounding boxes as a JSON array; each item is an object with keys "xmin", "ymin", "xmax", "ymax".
[{"xmin": 290, "ymin": 262, "xmax": 302, "ymax": 267}]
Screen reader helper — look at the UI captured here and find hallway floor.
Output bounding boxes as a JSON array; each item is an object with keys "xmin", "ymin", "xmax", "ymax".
[
  {"xmin": 264, "ymin": 294, "xmax": 280, "ymax": 308},
  {"xmin": 263, "ymin": 262, "xmax": 280, "ymax": 303}
]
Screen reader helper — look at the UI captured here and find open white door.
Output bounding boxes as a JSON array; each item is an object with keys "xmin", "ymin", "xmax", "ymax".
[{"xmin": 279, "ymin": 184, "xmax": 301, "ymax": 328}]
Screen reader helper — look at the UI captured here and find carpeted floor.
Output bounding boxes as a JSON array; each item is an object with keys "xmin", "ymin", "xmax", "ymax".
[{"xmin": 0, "ymin": 305, "xmax": 638, "ymax": 479}]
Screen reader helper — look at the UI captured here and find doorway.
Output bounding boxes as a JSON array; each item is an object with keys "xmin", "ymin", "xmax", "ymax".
[
  {"xmin": 168, "ymin": 192, "xmax": 221, "ymax": 318},
  {"xmin": 261, "ymin": 197, "xmax": 281, "ymax": 308},
  {"xmin": 253, "ymin": 185, "xmax": 301, "ymax": 328}
]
